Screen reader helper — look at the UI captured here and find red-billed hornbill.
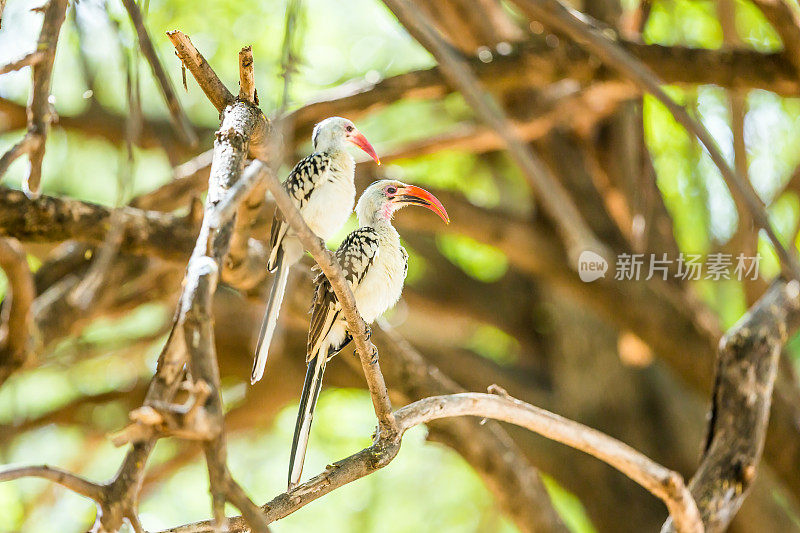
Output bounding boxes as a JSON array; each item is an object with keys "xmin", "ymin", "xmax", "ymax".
[
  {"xmin": 288, "ymin": 179, "xmax": 449, "ymax": 488},
  {"xmin": 251, "ymin": 117, "xmax": 380, "ymax": 385}
]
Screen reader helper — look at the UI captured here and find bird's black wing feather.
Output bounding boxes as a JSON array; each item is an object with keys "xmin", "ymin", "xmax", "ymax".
[
  {"xmin": 267, "ymin": 153, "xmax": 332, "ymax": 271},
  {"xmin": 307, "ymin": 227, "xmax": 380, "ymax": 360}
]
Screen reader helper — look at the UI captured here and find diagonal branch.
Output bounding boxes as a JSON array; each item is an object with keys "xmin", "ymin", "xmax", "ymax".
[
  {"xmin": 166, "ymin": 30, "xmax": 235, "ymax": 113},
  {"xmin": 507, "ymin": 0, "xmax": 800, "ymax": 280},
  {"xmin": 382, "ymin": 0, "xmax": 608, "ymax": 263},
  {"xmin": 0, "ymin": 50, "xmax": 46, "ymax": 76},
  {"xmin": 121, "ymin": 0, "xmax": 197, "ymax": 147}
]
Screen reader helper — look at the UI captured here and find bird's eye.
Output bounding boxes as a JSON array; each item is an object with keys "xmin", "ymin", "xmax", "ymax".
[
  {"xmin": 345, "ymin": 125, "xmax": 354, "ymax": 133},
  {"xmin": 386, "ymin": 186, "xmax": 397, "ymax": 195}
]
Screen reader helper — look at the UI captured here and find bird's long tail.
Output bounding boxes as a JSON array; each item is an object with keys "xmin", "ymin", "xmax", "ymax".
[
  {"xmin": 251, "ymin": 254, "xmax": 290, "ymax": 385},
  {"xmin": 288, "ymin": 353, "xmax": 327, "ymax": 488}
]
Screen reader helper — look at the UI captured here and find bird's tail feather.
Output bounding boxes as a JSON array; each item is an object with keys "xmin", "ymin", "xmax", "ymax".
[
  {"xmin": 288, "ymin": 353, "xmax": 327, "ymax": 489},
  {"xmin": 251, "ymin": 256, "xmax": 290, "ymax": 385}
]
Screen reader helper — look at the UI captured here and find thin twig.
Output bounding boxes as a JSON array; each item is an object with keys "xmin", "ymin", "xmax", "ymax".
[
  {"xmin": 13, "ymin": 0, "xmax": 68, "ymax": 198},
  {"xmin": 0, "ymin": 50, "xmax": 46, "ymax": 76},
  {"xmin": 121, "ymin": 0, "xmax": 197, "ymax": 146},
  {"xmin": 0, "ymin": 464, "xmax": 104, "ymax": 501}
]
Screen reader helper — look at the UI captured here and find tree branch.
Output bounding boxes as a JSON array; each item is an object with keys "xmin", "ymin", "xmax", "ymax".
[
  {"xmin": 663, "ymin": 279, "xmax": 800, "ymax": 533},
  {"xmin": 750, "ymin": 0, "xmax": 800, "ymax": 74},
  {"xmin": 0, "ymin": 50, "xmax": 46, "ymax": 76},
  {"xmin": 157, "ymin": 389, "xmax": 701, "ymax": 533},
  {"xmin": 166, "ymin": 30, "xmax": 235, "ymax": 113},
  {"xmin": 0, "ymin": 464, "xmax": 104, "ymax": 502}
]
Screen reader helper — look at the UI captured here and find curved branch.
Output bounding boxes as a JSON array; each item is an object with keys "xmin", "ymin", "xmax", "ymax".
[
  {"xmin": 0, "ymin": 464, "xmax": 104, "ymax": 501},
  {"xmin": 157, "ymin": 389, "xmax": 701, "ymax": 533},
  {"xmin": 395, "ymin": 392, "xmax": 702, "ymax": 533}
]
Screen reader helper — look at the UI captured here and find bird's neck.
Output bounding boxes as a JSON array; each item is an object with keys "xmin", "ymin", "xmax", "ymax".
[{"xmin": 359, "ymin": 212, "xmax": 399, "ymax": 241}]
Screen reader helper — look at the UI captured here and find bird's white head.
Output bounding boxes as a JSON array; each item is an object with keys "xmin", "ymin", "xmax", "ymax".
[
  {"xmin": 311, "ymin": 117, "xmax": 380, "ymax": 164},
  {"xmin": 356, "ymin": 179, "xmax": 450, "ymax": 226}
]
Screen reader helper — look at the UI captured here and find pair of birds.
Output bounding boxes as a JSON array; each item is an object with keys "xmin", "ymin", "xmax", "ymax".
[{"xmin": 250, "ymin": 117, "xmax": 449, "ymax": 488}]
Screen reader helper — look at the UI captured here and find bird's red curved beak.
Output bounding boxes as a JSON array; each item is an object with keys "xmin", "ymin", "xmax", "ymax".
[
  {"xmin": 350, "ymin": 132, "xmax": 381, "ymax": 165},
  {"xmin": 396, "ymin": 185, "xmax": 450, "ymax": 224}
]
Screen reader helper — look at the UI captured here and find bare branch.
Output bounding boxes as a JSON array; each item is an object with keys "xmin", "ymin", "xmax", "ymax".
[
  {"xmin": 382, "ymin": 0, "xmax": 608, "ymax": 263},
  {"xmin": 238, "ymin": 46, "xmax": 256, "ymax": 104},
  {"xmin": 91, "ymin": 40, "xmax": 271, "ymax": 533},
  {"xmin": 663, "ymin": 280, "xmax": 800, "ymax": 533},
  {"xmin": 121, "ymin": 0, "xmax": 197, "ymax": 147},
  {"xmin": 166, "ymin": 30, "xmax": 235, "ymax": 113},
  {"xmin": 0, "ymin": 50, "xmax": 46, "ymax": 75},
  {"xmin": 0, "ymin": 464, "xmax": 104, "ymax": 502},
  {"xmin": 0, "ymin": 188, "xmax": 198, "ymax": 261},
  {"xmin": 158, "ymin": 390, "xmax": 701, "ymax": 533},
  {"xmin": 507, "ymin": 0, "xmax": 800, "ymax": 280}
]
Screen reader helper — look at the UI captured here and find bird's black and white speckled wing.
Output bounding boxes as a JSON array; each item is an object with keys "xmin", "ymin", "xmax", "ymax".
[
  {"xmin": 267, "ymin": 153, "xmax": 332, "ymax": 271},
  {"xmin": 306, "ymin": 227, "xmax": 380, "ymax": 360}
]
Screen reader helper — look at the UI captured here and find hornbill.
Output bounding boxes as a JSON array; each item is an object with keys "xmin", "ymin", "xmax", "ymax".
[
  {"xmin": 288, "ymin": 179, "xmax": 449, "ymax": 488},
  {"xmin": 251, "ymin": 117, "xmax": 380, "ymax": 385}
]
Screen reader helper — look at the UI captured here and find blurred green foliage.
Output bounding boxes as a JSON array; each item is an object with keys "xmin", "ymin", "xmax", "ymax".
[{"xmin": 1, "ymin": 0, "xmax": 800, "ymax": 530}]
